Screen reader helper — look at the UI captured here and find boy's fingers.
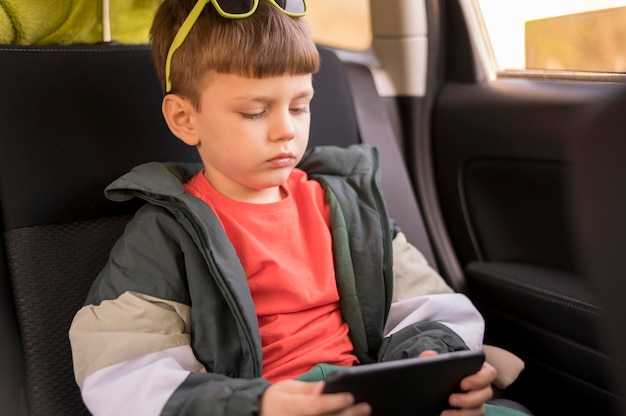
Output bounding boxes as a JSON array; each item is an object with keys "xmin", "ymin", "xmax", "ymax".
[
  {"xmin": 418, "ymin": 350, "xmax": 438, "ymax": 358},
  {"xmin": 265, "ymin": 380, "xmax": 360, "ymax": 415},
  {"xmin": 461, "ymin": 362, "xmax": 497, "ymax": 391},
  {"xmin": 449, "ymin": 385, "xmax": 492, "ymax": 410}
]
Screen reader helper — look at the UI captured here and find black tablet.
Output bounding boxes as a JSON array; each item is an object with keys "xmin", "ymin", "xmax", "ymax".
[{"xmin": 322, "ymin": 349, "xmax": 485, "ymax": 416}]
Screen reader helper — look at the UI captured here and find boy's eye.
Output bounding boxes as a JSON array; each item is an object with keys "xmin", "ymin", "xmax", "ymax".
[
  {"xmin": 240, "ymin": 111, "xmax": 265, "ymax": 120},
  {"xmin": 290, "ymin": 105, "xmax": 310, "ymax": 114}
]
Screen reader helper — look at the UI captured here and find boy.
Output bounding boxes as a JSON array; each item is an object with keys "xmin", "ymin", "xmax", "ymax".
[{"xmin": 69, "ymin": 0, "xmax": 501, "ymax": 414}]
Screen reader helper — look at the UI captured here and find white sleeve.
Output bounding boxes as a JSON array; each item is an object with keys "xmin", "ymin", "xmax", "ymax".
[
  {"xmin": 81, "ymin": 345, "xmax": 206, "ymax": 416},
  {"xmin": 383, "ymin": 293, "xmax": 485, "ymax": 351}
]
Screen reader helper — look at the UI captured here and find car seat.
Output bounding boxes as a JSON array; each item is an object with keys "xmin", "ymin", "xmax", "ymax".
[
  {"xmin": 0, "ymin": 43, "xmax": 529, "ymax": 415},
  {"xmin": 0, "ymin": 42, "xmax": 436, "ymax": 415}
]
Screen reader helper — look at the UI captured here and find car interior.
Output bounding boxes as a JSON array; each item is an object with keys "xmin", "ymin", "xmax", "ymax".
[
  {"xmin": 1, "ymin": 1, "xmax": 626, "ymax": 416},
  {"xmin": 0, "ymin": 41, "xmax": 449, "ymax": 416}
]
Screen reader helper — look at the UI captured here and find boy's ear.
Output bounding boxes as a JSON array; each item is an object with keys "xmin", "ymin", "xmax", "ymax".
[{"xmin": 161, "ymin": 94, "xmax": 200, "ymax": 146}]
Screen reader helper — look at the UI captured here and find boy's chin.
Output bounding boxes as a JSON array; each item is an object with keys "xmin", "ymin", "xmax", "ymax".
[{"xmin": 265, "ymin": 167, "xmax": 294, "ymax": 184}]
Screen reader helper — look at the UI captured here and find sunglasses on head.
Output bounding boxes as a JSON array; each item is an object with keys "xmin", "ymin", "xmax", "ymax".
[{"xmin": 165, "ymin": 0, "xmax": 308, "ymax": 93}]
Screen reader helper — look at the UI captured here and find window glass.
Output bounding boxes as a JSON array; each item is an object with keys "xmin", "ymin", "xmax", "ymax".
[
  {"xmin": 475, "ymin": 0, "xmax": 626, "ymax": 73},
  {"xmin": 305, "ymin": 0, "xmax": 372, "ymax": 51}
]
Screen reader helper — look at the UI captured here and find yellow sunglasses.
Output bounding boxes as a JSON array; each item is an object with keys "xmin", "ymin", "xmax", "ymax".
[{"xmin": 165, "ymin": 0, "xmax": 308, "ymax": 93}]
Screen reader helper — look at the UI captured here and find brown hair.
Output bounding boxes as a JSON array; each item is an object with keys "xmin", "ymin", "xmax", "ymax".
[{"xmin": 151, "ymin": 0, "xmax": 320, "ymax": 109}]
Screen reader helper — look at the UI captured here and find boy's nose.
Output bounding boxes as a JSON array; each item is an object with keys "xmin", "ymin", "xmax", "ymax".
[{"xmin": 269, "ymin": 111, "xmax": 296, "ymax": 141}]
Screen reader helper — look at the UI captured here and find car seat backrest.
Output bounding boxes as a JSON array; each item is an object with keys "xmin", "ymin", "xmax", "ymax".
[
  {"xmin": 0, "ymin": 44, "xmax": 432, "ymax": 415},
  {"xmin": 0, "ymin": 44, "xmax": 201, "ymax": 416}
]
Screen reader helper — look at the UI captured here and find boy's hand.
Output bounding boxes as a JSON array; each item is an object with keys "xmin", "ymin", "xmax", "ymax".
[
  {"xmin": 259, "ymin": 379, "xmax": 372, "ymax": 416},
  {"xmin": 419, "ymin": 350, "xmax": 496, "ymax": 416}
]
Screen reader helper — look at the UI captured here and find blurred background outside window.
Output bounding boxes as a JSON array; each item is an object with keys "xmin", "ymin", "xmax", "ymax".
[
  {"xmin": 305, "ymin": 0, "xmax": 626, "ymax": 74},
  {"xmin": 306, "ymin": 0, "xmax": 372, "ymax": 51},
  {"xmin": 476, "ymin": 0, "xmax": 626, "ymax": 73}
]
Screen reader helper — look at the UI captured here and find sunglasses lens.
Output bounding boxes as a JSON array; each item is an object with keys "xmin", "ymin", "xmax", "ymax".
[
  {"xmin": 217, "ymin": 0, "xmax": 255, "ymax": 14},
  {"xmin": 280, "ymin": 0, "xmax": 306, "ymax": 14}
]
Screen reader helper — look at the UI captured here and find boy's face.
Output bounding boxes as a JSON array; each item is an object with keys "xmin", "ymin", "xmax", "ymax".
[{"xmin": 191, "ymin": 72, "xmax": 314, "ymax": 203}]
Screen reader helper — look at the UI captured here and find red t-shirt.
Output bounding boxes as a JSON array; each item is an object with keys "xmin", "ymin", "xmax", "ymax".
[{"xmin": 185, "ymin": 168, "xmax": 358, "ymax": 382}]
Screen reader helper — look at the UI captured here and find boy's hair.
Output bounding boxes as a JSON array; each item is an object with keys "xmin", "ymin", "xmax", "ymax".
[{"xmin": 151, "ymin": 0, "xmax": 320, "ymax": 109}]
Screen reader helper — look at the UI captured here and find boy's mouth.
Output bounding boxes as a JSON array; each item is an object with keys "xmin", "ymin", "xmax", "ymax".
[{"xmin": 267, "ymin": 152, "xmax": 297, "ymax": 168}]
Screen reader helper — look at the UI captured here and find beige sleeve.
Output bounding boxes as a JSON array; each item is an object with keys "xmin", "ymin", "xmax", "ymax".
[
  {"xmin": 69, "ymin": 291, "xmax": 195, "ymax": 388},
  {"xmin": 392, "ymin": 232, "xmax": 454, "ymax": 302},
  {"xmin": 483, "ymin": 345, "xmax": 525, "ymax": 389}
]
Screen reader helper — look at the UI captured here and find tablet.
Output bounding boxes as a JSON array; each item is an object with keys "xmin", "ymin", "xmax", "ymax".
[{"xmin": 322, "ymin": 349, "xmax": 485, "ymax": 416}]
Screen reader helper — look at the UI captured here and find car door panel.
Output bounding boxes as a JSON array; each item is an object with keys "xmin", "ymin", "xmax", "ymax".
[
  {"xmin": 431, "ymin": 57, "xmax": 626, "ymax": 416},
  {"xmin": 434, "ymin": 79, "xmax": 625, "ymax": 268},
  {"xmin": 423, "ymin": 2, "xmax": 626, "ymax": 414}
]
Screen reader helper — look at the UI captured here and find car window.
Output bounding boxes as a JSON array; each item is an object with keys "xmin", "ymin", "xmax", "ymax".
[
  {"xmin": 474, "ymin": 0, "xmax": 626, "ymax": 74},
  {"xmin": 305, "ymin": 0, "xmax": 372, "ymax": 50}
]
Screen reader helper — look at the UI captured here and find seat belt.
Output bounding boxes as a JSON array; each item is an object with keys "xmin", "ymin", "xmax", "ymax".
[{"xmin": 343, "ymin": 62, "xmax": 438, "ymax": 269}]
